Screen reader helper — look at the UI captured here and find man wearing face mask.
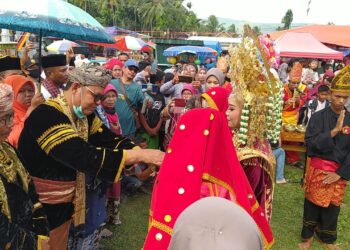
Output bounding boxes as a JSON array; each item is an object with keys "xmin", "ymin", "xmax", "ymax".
[
  {"xmin": 23, "ymin": 59, "xmax": 41, "ymax": 82},
  {"xmin": 41, "ymin": 54, "xmax": 69, "ymax": 99},
  {"xmin": 18, "ymin": 65, "xmax": 164, "ymax": 249}
]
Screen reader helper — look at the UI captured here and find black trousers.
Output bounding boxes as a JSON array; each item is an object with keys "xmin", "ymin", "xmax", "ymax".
[{"xmin": 301, "ymin": 198, "xmax": 340, "ymax": 244}]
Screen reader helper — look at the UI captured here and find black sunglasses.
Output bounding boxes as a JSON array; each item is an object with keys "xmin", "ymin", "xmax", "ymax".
[{"xmin": 84, "ymin": 86, "xmax": 105, "ymax": 103}]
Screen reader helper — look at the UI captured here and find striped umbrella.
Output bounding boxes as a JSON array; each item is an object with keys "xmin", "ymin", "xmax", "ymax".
[{"xmin": 114, "ymin": 36, "xmax": 148, "ymax": 51}]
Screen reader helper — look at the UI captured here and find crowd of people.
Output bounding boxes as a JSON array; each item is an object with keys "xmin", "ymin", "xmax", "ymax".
[{"xmin": 0, "ymin": 28, "xmax": 350, "ymax": 250}]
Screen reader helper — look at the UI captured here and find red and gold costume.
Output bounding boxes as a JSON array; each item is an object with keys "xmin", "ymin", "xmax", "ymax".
[
  {"xmin": 143, "ymin": 87, "xmax": 273, "ymax": 250},
  {"xmin": 301, "ymin": 66, "xmax": 350, "ymax": 245},
  {"xmin": 282, "ymin": 62, "xmax": 306, "ymax": 125}
]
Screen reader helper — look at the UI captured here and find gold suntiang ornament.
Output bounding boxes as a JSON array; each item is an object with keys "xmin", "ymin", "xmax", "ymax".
[{"xmin": 229, "ymin": 25, "xmax": 283, "ymax": 149}]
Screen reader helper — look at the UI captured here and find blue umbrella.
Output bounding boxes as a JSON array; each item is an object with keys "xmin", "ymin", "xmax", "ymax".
[
  {"xmin": 0, "ymin": 0, "xmax": 114, "ymax": 43},
  {"xmin": 163, "ymin": 45, "xmax": 218, "ymax": 57}
]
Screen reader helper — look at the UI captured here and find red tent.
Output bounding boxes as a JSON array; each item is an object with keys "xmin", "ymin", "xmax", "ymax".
[
  {"xmin": 270, "ymin": 25, "xmax": 350, "ymax": 48},
  {"xmin": 275, "ymin": 32, "xmax": 344, "ymax": 60}
]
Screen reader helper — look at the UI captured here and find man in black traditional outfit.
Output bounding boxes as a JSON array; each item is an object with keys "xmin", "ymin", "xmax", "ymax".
[
  {"xmin": 41, "ymin": 54, "xmax": 68, "ymax": 99},
  {"xmin": 18, "ymin": 65, "xmax": 164, "ymax": 250},
  {"xmin": 0, "ymin": 56, "xmax": 23, "ymax": 80},
  {"xmin": 0, "ymin": 84, "xmax": 50, "ymax": 249},
  {"xmin": 299, "ymin": 65, "xmax": 350, "ymax": 250}
]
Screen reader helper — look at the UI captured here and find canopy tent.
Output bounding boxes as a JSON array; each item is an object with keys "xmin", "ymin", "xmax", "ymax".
[
  {"xmin": 275, "ymin": 32, "xmax": 344, "ymax": 60},
  {"xmin": 270, "ymin": 25, "xmax": 350, "ymax": 48}
]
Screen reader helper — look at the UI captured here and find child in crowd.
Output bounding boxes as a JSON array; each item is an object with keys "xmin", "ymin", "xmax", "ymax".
[
  {"xmin": 139, "ymin": 70, "xmax": 166, "ymax": 149},
  {"xmin": 121, "ymin": 137, "xmax": 158, "ymax": 196},
  {"xmin": 299, "ymin": 85, "xmax": 330, "ymax": 127},
  {"xmin": 302, "ymin": 59, "xmax": 319, "ymax": 89}
]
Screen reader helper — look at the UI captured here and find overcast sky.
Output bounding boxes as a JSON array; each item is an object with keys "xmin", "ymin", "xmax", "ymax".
[{"xmin": 183, "ymin": 0, "xmax": 350, "ymax": 25}]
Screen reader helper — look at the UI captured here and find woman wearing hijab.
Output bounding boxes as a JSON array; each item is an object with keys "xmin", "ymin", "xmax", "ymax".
[
  {"xmin": 3, "ymin": 75, "xmax": 44, "ymax": 147},
  {"xmin": 169, "ymin": 197, "xmax": 263, "ymax": 250},
  {"xmin": 104, "ymin": 58, "xmax": 124, "ymax": 79}
]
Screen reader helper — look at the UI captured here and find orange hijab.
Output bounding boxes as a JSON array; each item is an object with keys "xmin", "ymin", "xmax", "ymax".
[
  {"xmin": 3, "ymin": 75, "xmax": 34, "ymax": 147},
  {"xmin": 3, "ymin": 75, "xmax": 34, "ymax": 118}
]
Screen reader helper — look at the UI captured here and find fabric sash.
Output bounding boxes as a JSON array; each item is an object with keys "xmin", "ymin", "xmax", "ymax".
[
  {"xmin": 310, "ymin": 157, "xmax": 340, "ymax": 172},
  {"xmin": 32, "ymin": 176, "xmax": 75, "ymax": 204}
]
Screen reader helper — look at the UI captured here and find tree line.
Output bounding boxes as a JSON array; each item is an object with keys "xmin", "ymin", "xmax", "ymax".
[
  {"xmin": 69, "ymin": 1, "xmax": 295, "ymax": 36},
  {"xmin": 69, "ymin": 0, "xmax": 238, "ymax": 35}
]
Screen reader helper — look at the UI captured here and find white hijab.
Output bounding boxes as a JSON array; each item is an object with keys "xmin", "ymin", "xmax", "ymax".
[{"xmin": 169, "ymin": 197, "xmax": 263, "ymax": 250}]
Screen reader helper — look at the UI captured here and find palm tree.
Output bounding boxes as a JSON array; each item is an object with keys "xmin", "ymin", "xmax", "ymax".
[
  {"xmin": 138, "ymin": 0, "xmax": 165, "ymax": 33},
  {"xmin": 282, "ymin": 9, "xmax": 293, "ymax": 30},
  {"xmin": 206, "ymin": 15, "xmax": 219, "ymax": 33},
  {"xmin": 98, "ymin": 0, "xmax": 120, "ymax": 26}
]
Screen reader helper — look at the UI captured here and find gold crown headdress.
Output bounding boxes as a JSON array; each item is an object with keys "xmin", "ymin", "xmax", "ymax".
[
  {"xmin": 289, "ymin": 62, "xmax": 303, "ymax": 83},
  {"xmin": 331, "ymin": 65, "xmax": 350, "ymax": 92},
  {"xmin": 229, "ymin": 25, "xmax": 283, "ymax": 148}
]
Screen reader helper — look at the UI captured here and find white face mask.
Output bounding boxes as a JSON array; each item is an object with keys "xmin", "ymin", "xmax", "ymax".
[{"xmin": 72, "ymin": 87, "xmax": 85, "ymax": 119}]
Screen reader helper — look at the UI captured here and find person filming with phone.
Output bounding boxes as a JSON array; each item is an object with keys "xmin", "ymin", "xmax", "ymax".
[
  {"xmin": 160, "ymin": 63, "xmax": 201, "ymax": 98},
  {"xmin": 161, "ymin": 84, "xmax": 196, "ymax": 149}
]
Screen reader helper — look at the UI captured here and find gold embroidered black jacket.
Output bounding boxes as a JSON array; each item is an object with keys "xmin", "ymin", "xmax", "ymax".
[
  {"xmin": 0, "ymin": 142, "xmax": 49, "ymax": 250},
  {"xmin": 18, "ymin": 103, "xmax": 136, "ymax": 230}
]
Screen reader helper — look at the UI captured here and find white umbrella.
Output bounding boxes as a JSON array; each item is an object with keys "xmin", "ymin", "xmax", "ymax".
[{"xmin": 46, "ymin": 40, "xmax": 79, "ymax": 53}]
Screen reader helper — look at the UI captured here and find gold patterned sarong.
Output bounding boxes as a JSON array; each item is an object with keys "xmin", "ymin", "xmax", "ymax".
[{"xmin": 304, "ymin": 158, "xmax": 347, "ymax": 207}]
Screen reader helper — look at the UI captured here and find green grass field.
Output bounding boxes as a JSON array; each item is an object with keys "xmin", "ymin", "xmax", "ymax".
[{"xmin": 102, "ymin": 166, "xmax": 350, "ymax": 250}]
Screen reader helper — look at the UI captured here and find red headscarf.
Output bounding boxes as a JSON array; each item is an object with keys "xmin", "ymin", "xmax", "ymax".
[
  {"xmin": 102, "ymin": 83, "xmax": 121, "ymax": 135},
  {"xmin": 143, "ymin": 107, "xmax": 274, "ymax": 249},
  {"xmin": 201, "ymin": 86, "xmax": 229, "ymax": 113},
  {"xmin": 3, "ymin": 75, "xmax": 34, "ymax": 147},
  {"xmin": 104, "ymin": 58, "xmax": 124, "ymax": 70}
]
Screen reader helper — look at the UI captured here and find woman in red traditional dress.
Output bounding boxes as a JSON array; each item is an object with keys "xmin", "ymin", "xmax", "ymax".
[{"xmin": 143, "ymin": 87, "xmax": 274, "ymax": 250}]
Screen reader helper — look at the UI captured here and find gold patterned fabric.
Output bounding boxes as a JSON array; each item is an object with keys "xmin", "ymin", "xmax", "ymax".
[
  {"xmin": 0, "ymin": 142, "xmax": 31, "ymax": 221},
  {"xmin": 304, "ymin": 164, "xmax": 347, "ymax": 207},
  {"xmin": 331, "ymin": 65, "xmax": 350, "ymax": 92},
  {"xmin": 37, "ymin": 124, "xmax": 79, "ymax": 154},
  {"xmin": 0, "ymin": 142, "xmax": 49, "ymax": 249}
]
